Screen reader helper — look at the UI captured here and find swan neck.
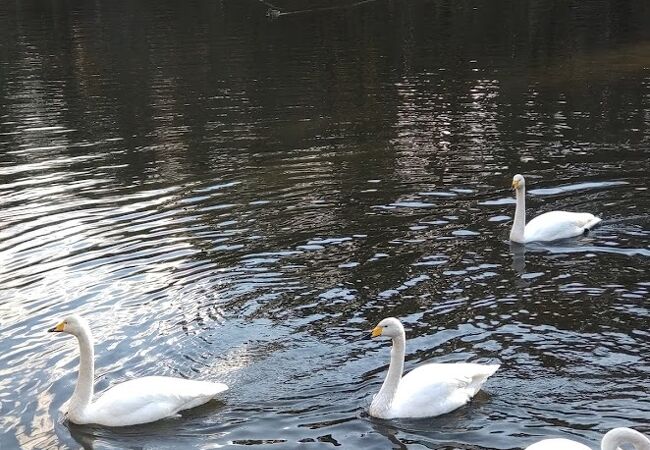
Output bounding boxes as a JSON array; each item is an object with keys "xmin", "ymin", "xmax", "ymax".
[
  {"xmin": 511, "ymin": 186, "xmax": 526, "ymax": 242},
  {"xmin": 70, "ymin": 326, "xmax": 95, "ymax": 414},
  {"xmin": 377, "ymin": 332, "xmax": 405, "ymax": 406},
  {"xmin": 601, "ymin": 428, "xmax": 650, "ymax": 450}
]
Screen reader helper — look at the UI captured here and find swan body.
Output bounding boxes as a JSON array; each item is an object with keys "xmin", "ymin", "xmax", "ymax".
[
  {"xmin": 369, "ymin": 317, "xmax": 499, "ymax": 419},
  {"xmin": 526, "ymin": 438, "xmax": 591, "ymax": 450},
  {"xmin": 526, "ymin": 427, "xmax": 650, "ymax": 450},
  {"xmin": 49, "ymin": 315, "xmax": 228, "ymax": 427},
  {"xmin": 510, "ymin": 174, "xmax": 601, "ymax": 243}
]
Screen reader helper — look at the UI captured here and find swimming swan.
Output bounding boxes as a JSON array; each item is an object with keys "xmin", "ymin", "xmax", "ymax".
[
  {"xmin": 525, "ymin": 427, "xmax": 650, "ymax": 450},
  {"xmin": 510, "ymin": 174, "xmax": 601, "ymax": 243},
  {"xmin": 368, "ymin": 317, "xmax": 499, "ymax": 419},
  {"xmin": 48, "ymin": 315, "xmax": 228, "ymax": 427}
]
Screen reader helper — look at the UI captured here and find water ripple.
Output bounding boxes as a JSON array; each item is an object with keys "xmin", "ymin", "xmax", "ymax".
[{"xmin": 1, "ymin": 2, "xmax": 649, "ymax": 449}]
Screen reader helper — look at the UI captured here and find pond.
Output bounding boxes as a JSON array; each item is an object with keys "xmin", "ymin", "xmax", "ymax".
[{"xmin": 0, "ymin": 0, "xmax": 649, "ymax": 449}]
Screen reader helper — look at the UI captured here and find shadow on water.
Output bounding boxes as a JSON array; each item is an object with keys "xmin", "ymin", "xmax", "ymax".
[{"xmin": 509, "ymin": 242, "xmax": 528, "ymax": 288}]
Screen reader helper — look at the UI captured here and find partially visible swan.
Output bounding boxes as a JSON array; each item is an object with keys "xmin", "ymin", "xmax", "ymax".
[
  {"xmin": 525, "ymin": 427, "xmax": 650, "ymax": 450},
  {"xmin": 48, "ymin": 315, "xmax": 228, "ymax": 426},
  {"xmin": 510, "ymin": 174, "xmax": 601, "ymax": 243},
  {"xmin": 369, "ymin": 317, "xmax": 499, "ymax": 419}
]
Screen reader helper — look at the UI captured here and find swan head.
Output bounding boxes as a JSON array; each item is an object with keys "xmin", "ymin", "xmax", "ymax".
[
  {"xmin": 512, "ymin": 174, "xmax": 525, "ymax": 191},
  {"xmin": 48, "ymin": 314, "xmax": 89, "ymax": 336},
  {"xmin": 371, "ymin": 317, "xmax": 404, "ymax": 339}
]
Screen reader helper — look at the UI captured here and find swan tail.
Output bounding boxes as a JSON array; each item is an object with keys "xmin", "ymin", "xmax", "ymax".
[
  {"xmin": 176, "ymin": 380, "xmax": 228, "ymax": 410},
  {"xmin": 468, "ymin": 364, "xmax": 500, "ymax": 394},
  {"xmin": 583, "ymin": 215, "xmax": 601, "ymax": 231},
  {"xmin": 175, "ymin": 382, "xmax": 229, "ymax": 412},
  {"xmin": 211, "ymin": 382, "xmax": 229, "ymax": 397},
  {"xmin": 182, "ymin": 379, "xmax": 229, "ymax": 398}
]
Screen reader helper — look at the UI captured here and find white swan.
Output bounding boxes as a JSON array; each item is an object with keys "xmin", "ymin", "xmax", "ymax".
[
  {"xmin": 526, "ymin": 427, "xmax": 650, "ymax": 450},
  {"xmin": 48, "ymin": 315, "xmax": 228, "ymax": 427},
  {"xmin": 510, "ymin": 174, "xmax": 601, "ymax": 243},
  {"xmin": 368, "ymin": 317, "xmax": 499, "ymax": 419}
]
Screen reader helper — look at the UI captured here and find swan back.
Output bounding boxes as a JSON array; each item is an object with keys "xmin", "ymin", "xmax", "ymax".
[
  {"xmin": 85, "ymin": 376, "xmax": 229, "ymax": 426},
  {"xmin": 524, "ymin": 211, "xmax": 599, "ymax": 242},
  {"xmin": 392, "ymin": 362, "xmax": 500, "ymax": 418},
  {"xmin": 525, "ymin": 438, "xmax": 590, "ymax": 450}
]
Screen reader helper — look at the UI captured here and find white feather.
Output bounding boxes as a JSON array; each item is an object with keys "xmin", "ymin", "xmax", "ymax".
[
  {"xmin": 81, "ymin": 376, "xmax": 228, "ymax": 426},
  {"xmin": 525, "ymin": 427, "xmax": 650, "ymax": 450},
  {"xmin": 525, "ymin": 438, "xmax": 591, "ymax": 450},
  {"xmin": 523, "ymin": 211, "xmax": 601, "ymax": 243},
  {"xmin": 510, "ymin": 174, "xmax": 601, "ymax": 244},
  {"xmin": 49, "ymin": 315, "xmax": 228, "ymax": 427},
  {"xmin": 369, "ymin": 317, "xmax": 499, "ymax": 419},
  {"xmin": 389, "ymin": 363, "xmax": 499, "ymax": 418}
]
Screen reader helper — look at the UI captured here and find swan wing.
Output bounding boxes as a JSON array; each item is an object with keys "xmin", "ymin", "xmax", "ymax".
[
  {"xmin": 525, "ymin": 438, "xmax": 591, "ymax": 450},
  {"xmin": 390, "ymin": 363, "xmax": 499, "ymax": 418},
  {"xmin": 84, "ymin": 376, "xmax": 228, "ymax": 426},
  {"xmin": 524, "ymin": 211, "xmax": 600, "ymax": 242}
]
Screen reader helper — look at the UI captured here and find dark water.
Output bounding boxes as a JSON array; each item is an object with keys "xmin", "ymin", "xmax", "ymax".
[{"xmin": 1, "ymin": 0, "xmax": 649, "ymax": 449}]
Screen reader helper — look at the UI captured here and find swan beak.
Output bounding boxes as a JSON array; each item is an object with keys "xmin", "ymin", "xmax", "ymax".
[
  {"xmin": 371, "ymin": 326, "xmax": 383, "ymax": 338},
  {"xmin": 48, "ymin": 322, "xmax": 65, "ymax": 333},
  {"xmin": 511, "ymin": 180, "xmax": 519, "ymax": 190}
]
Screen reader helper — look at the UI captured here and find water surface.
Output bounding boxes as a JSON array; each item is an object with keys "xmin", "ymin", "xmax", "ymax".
[{"xmin": 1, "ymin": 1, "xmax": 649, "ymax": 449}]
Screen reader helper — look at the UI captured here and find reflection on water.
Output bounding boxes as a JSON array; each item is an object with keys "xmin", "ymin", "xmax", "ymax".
[{"xmin": 0, "ymin": 0, "xmax": 649, "ymax": 449}]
